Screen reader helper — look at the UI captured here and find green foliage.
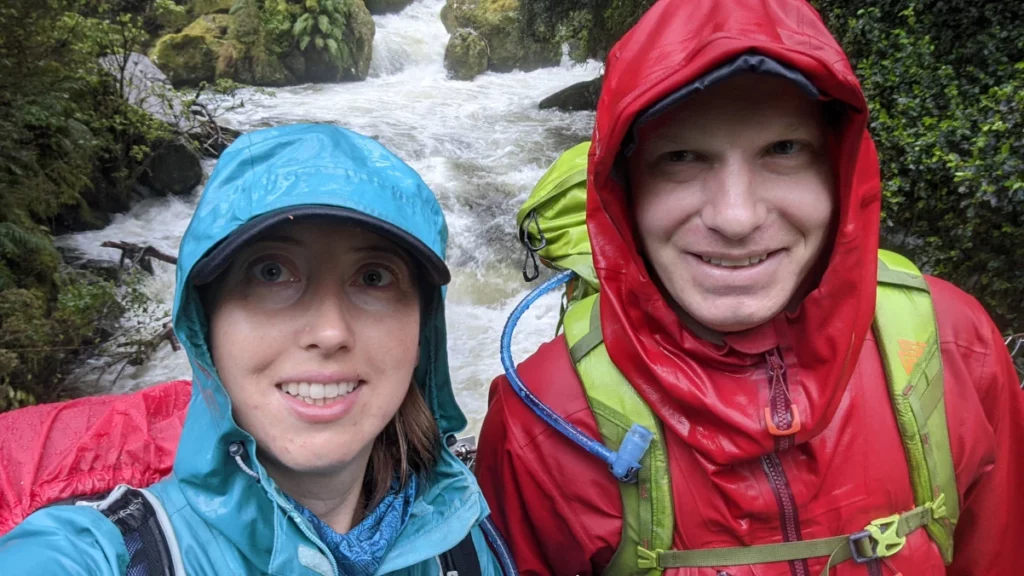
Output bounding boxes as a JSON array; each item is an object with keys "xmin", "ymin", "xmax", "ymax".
[
  {"xmin": 291, "ymin": 0, "xmax": 351, "ymax": 67},
  {"xmin": 0, "ymin": 0, "xmax": 175, "ymax": 410},
  {"xmin": 813, "ymin": 0, "xmax": 1024, "ymax": 332},
  {"xmin": 519, "ymin": 0, "xmax": 654, "ymax": 60}
]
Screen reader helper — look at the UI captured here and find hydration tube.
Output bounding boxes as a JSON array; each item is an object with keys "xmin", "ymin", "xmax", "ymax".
[
  {"xmin": 499, "ymin": 269, "xmax": 654, "ymax": 483},
  {"xmin": 481, "ymin": 517, "xmax": 519, "ymax": 575}
]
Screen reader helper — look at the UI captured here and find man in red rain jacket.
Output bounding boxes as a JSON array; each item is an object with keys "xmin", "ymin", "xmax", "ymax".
[{"xmin": 475, "ymin": 1, "xmax": 1024, "ymax": 574}]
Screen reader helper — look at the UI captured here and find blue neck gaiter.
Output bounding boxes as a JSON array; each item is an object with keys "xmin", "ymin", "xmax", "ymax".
[{"xmin": 293, "ymin": 476, "xmax": 419, "ymax": 576}]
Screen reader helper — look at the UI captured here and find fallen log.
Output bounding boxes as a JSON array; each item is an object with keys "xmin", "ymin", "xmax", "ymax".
[{"xmin": 101, "ymin": 241, "xmax": 177, "ymax": 275}]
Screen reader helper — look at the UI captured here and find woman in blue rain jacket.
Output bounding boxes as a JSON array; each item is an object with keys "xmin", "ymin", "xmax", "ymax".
[{"xmin": 0, "ymin": 123, "xmax": 507, "ymax": 575}]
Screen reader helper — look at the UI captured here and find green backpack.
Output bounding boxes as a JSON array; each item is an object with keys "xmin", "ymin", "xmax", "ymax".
[{"xmin": 515, "ymin": 143, "xmax": 959, "ymax": 575}]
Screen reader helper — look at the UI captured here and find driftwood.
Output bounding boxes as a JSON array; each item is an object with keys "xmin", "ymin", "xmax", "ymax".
[{"xmin": 101, "ymin": 240, "xmax": 177, "ymax": 275}]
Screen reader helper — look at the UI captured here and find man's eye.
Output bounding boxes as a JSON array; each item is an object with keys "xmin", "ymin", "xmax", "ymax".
[
  {"xmin": 769, "ymin": 140, "xmax": 801, "ymax": 155},
  {"xmin": 666, "ymin": 150, "xmax": 697, "ymax": 162},
  {"xmin": 361, "ymin": 267, "xmax": 395, "ymax": 287}
]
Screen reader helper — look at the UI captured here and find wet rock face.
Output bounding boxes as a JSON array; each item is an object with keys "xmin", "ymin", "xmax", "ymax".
[
  {"xmin": 142, "ymin": 139, "xmax": 204, "ymax": 197},
  {"xmin": 149, "ymin": 32, "xmax": 218, "ymax": 87},
  {"xmin": 444, "ymin": 0, "xmax": 560, "ymax": 73},
  {"xmin": 538, "ymin": 76, "xmax": 603, "ymax": 112},
  {"xmin": 444, "ymin": 29, "xmax": 489, "ymax": 81},
  {"xmin": 150, "ymin": 0, "xmax": 375, "ymax": 87},
  {"xmin": 363, "ymin": 0, "xmax": 415, "ymax": 15}
]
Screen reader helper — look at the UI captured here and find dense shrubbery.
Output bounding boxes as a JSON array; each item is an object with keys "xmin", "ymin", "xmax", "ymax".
[
  {"xmin": 521, "ymin": 0, "xmax": 1024, "ymax": 337},
  {"xmin": 813, "ymin": 0, "xmax": 1024, "ymax": 334},
  {"xmin": 0, "ymin": 0, "xmax": 179, "ymax": 410}
]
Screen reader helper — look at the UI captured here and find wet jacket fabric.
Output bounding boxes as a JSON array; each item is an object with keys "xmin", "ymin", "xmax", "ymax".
[
  {"xmin": 0, "ymin": 124, "xmax": 501, "ymax": 575},
  {"xmin": 0, "ymin": 380, "xmax": 189, "ymax": 537},
  {"xmin": 475, "ymin": 1, "xmax": 1024, "ymax": 574}
]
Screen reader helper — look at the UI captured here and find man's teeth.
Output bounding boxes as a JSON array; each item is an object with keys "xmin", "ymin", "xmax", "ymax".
[
  {"xmin": 700, "ymin": 254, "xmax": 769, "ymax": 267},
  {"xmin": 280, "ymin": 382, "xmax": 358, "ymax": 406}
]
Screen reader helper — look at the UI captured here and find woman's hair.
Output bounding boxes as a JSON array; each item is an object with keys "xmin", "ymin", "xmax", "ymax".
[
  {"xmin": 362, "ymin": 278, "xmax": 442, "ymax": 512},
  {"xmin": 362, "ymin": 380, "xmax": 440, "ymax": 511}
]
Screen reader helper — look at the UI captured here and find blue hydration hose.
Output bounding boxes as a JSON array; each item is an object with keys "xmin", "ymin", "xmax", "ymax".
[
  {"xmin": 499, "ymin": 270, "xmax": 654, "ymax": 483},
  {"xmin": 481, "ymin": 517, "xmax": 519, "ymax": 575}
]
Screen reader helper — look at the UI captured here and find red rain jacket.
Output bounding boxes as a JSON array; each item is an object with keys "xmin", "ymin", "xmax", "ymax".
[
  {"xmin": 0, "ymin": 380, "xmax": 190, "ymax": 536},
  {"xmin": 475, "ymin": 1, "xmax": 1024, "ymax": 574}
]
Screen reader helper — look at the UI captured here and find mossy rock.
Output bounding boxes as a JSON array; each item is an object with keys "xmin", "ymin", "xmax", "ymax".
[
  {"xmin": 444, "ymin": 29, "xmax": 488, "ymax": 81},
  {"xmin": 446, "ymin": 0, "xmax": 559, "ymax": 72},
  {"xmin": 182, "ymin": 13, "xmax": 234, "ymax": 37},
  {"xmin": 346, "ymin": 0, "xmax": 376, "ymax": 80},
  {"xmin": 298, "ymin": 0, "xmax": 375, "ymax": 82},
  {"xmin": 217, "ymin": 41, "xmax": 293, "ymax": 86},
  {"xmin": 191, "ymin": 0, "xmax": 235, "ymax": 15},
  {"xmin": 364, "ymin": 0, "xmax": 415, "ymax": 15},
  {"xmin": 439, "ymin": 3, "xmax": 457, "ymax": 34},
  {"xmin": 152, "ymin": 2, "xmax": 193, "ymax": 33},
  {"xmin": 149, "ymin": 33, "xmax": 218, "ymax": 87}
]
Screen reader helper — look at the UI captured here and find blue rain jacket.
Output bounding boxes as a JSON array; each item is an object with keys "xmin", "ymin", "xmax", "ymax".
[{"xmin": 0, "ymin": 124, "xmax": 501, "ymax": 575}]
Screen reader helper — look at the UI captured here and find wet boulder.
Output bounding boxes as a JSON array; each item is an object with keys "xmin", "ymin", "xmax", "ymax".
[
  {"xmin": 149, "ymin": 26, "xmax": 221, "ymax": 87},
  {"xmin": 539, "ymin": 75, "xmax": 603, "ymax": 111},
  {"xmin": 445, "ymin": 0, "xmax": 560, "ymax": 73},
  {"xmin": 364, "ymin": 0, "xmax": 415, "ymax": 15},
  {"xmin": 440, "ymin": 3, "xmax": 457, "ymax": 33},
  {"xmin": 444, "ymin": 29, "xmax": 488, "ymax": 81},
  {"xmin": 148, "ymin": 14, "xmax": 235, "ymax": 89},
  {"xmin": 141, "ymin": 138, "xmax": 204, "ymax": 197}
]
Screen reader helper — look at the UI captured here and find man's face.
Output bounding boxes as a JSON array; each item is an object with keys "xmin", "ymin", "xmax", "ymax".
[{"xmin": 629, "ymin": 74, "xmax": 835, "ymax": 333}]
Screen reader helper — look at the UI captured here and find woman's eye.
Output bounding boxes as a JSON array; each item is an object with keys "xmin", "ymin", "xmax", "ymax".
[
  {"xmin": 251, "ymin": 261, "xmax": 295, "ymax": 284},
  {"xmin": 769, "ymin": 140, "xmax": 801, "ymax": 155},
  {"xmin": 666, "ymin": 150, "xmax": 697, "ymax": 163},
  {"xmin": 360, "ymin": 267, "xmax": 395, "ymax": 288}
]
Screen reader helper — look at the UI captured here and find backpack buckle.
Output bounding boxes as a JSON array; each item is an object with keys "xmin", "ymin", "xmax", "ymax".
[
  {"xmin": 849, "ymin": 514, "xmax": 906, "ymax": 563},
  {"xmin": 636, "ymin": 546, "xmax": 661, "ymax": 569}
]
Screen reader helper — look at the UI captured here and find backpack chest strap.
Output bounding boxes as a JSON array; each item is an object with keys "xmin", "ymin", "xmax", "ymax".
[{"xmin": 642, "ymin": 497, "xmax": 946, "ymax": 574}]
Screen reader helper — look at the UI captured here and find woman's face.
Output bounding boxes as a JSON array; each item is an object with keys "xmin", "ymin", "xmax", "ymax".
[{"xmin": 208, "ymin": 221, "xmax": 422, "ymax": 479}]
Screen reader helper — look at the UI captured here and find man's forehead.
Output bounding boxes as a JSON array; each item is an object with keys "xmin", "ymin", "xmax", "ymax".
[
  {"xmin": 622, "ymin": 54, "xmax": 820, "ymax": 158},
  {"xmin": 638, "ymin": 77, "xmax": 826, "ymax": 142}
]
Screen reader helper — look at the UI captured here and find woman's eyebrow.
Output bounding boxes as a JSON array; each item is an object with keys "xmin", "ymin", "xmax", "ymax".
[{"xmin": 249, "ymin": 234, "xmax": 302, "ymax": 246}]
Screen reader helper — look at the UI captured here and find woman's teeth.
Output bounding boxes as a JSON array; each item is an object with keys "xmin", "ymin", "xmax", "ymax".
[
  {"xmin": 700, "ymin": 253, "xmax": 769, "ymax": 268},
  {"xmin": 280, "ymin": 382, "xmax": 357, "ymax": 406}
]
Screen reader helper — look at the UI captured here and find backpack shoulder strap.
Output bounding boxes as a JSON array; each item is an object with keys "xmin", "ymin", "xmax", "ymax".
[
  {"xmin": 563, "ymin": 294, "xmax": 674, "ymax": 576},
  {"xmin": 438, "ymin": 532, "xmax": 483, "ymax": 576},
  {"xmin": 873, "ymin": 249, "xmax": 959, "ymax": 564},
  {"xmin": 77, "ymin": 485, "xmax": 184, "ymax": 576}
]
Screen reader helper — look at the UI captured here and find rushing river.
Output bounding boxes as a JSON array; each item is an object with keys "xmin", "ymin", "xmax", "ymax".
[{"xmin": 58, "ymin": 0, "xmax": 602, "ymax": 434}]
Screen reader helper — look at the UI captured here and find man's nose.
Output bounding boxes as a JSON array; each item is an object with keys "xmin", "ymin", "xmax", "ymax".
[{"xmin": 700, "ymin": 158, "xmax": 768, "ymax": 239}]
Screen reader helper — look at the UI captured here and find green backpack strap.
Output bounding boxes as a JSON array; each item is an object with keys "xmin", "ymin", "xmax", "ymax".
[
  {"xmin": 873, "ymin": 249, "xmax": 959, "ymax": 563},
  {"xmin": 563, "ymin": 294, "xmax": 675, "ymax": 576},
  {"xmin": 557, "ymin": 253, "xmax": 958, "ymax": 574}
]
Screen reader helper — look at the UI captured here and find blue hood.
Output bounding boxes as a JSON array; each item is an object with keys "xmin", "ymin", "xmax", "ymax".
[{"xmin": 167, "ymin": 123, "xmax": 487, "ymax": 573}]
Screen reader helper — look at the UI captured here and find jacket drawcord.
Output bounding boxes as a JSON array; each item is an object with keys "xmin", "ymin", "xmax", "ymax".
[{"xmin": 229, "ymin": 441, "xmax": 261, "ymax": 483}]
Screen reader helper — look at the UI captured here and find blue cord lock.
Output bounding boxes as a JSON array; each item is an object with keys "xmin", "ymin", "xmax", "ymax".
[{"xmin": 610, "ymin": 423, "xmax": 654, "ymax": 482}]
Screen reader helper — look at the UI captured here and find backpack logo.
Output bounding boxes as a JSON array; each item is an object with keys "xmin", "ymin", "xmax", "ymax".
[{"xmin": 898, "ymin": 339, "xmax": 926, "ymax": 375}]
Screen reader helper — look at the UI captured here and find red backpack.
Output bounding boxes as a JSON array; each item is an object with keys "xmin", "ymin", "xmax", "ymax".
[{"xmin": 0, "ymin": 379, "xmax": 191, "ymax": 536}]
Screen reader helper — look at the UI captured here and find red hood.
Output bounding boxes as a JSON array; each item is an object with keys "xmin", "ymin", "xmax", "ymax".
[{"xmin": 589, "ymin": 0, "xmax": 881, "ymax": 464}]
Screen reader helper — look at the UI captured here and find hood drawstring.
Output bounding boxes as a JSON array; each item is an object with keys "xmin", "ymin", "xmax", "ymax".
[{"xmin": 229, "ymin": 441, "xmax": 260, "ymax": 483}]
